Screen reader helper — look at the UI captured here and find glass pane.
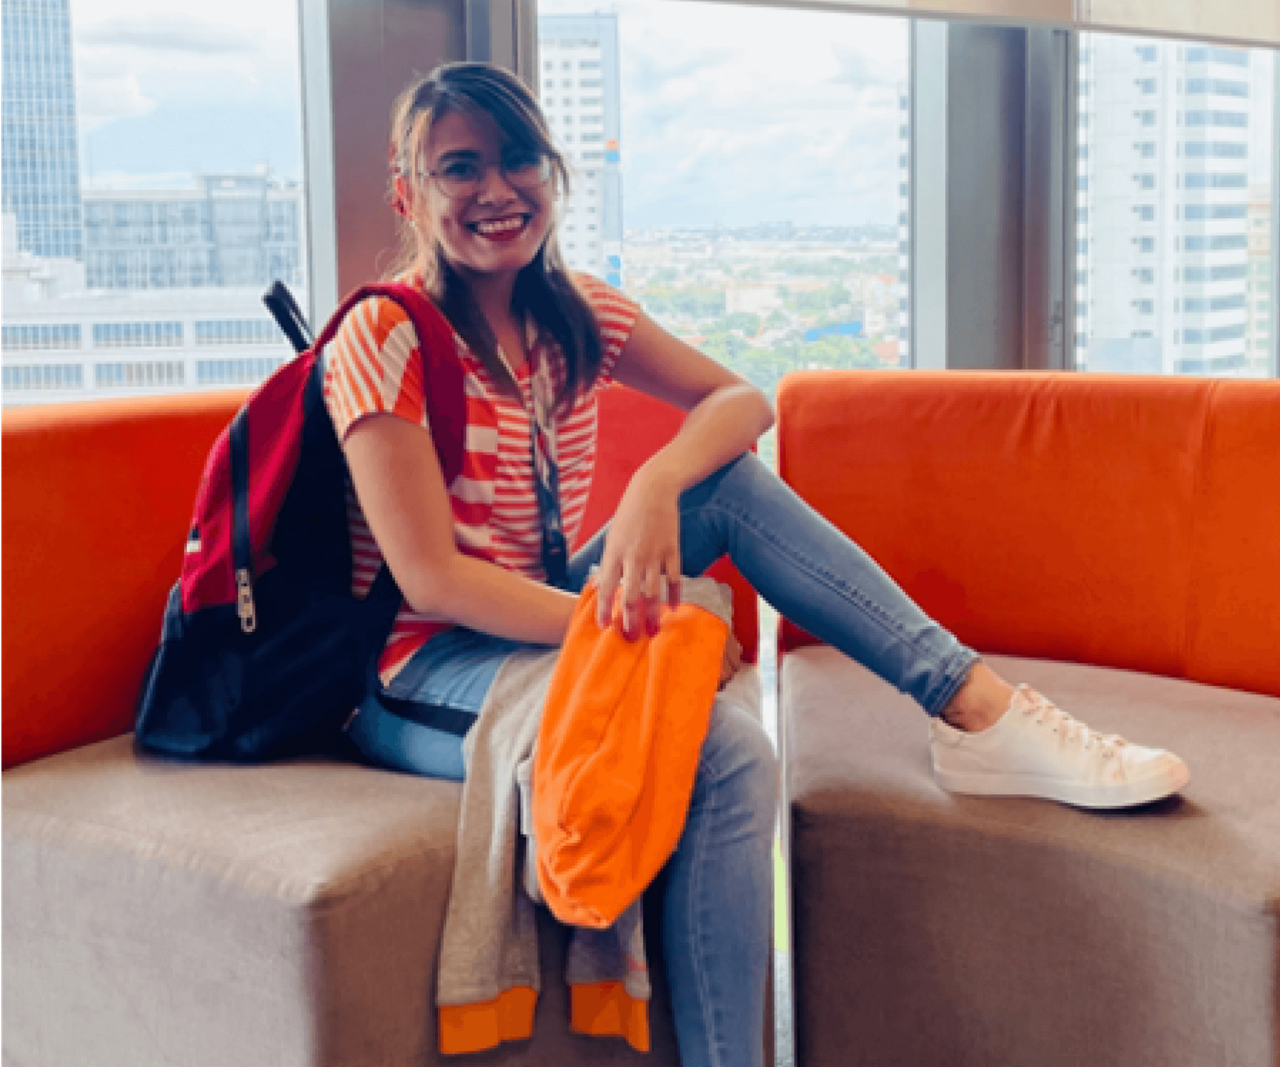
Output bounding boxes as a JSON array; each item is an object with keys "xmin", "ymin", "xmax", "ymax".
[
  {"xmin": 1, "ymin": 0, "xmax": 308, "ymax": 405},
  {"xmin": 1075, "ymin": 33, "xmax": 1276, "ymax": 377},
  {"xmin": 536, "ymin": 0, "xmax": 912, "ymax": 411}
]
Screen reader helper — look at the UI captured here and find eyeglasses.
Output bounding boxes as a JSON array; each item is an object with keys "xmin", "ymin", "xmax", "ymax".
[{"xmin": 425, "ymin": 150, "xmax": 553, "ymax": 199}]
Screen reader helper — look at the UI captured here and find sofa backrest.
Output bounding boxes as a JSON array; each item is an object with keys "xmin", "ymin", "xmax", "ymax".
[
  {"xmin": 2, "ymin": 385, "xmax": 756, "ymax": 769},
  {"xmin": 776, "ymin": 371, "xmax": 1280, "ymax": 700}
]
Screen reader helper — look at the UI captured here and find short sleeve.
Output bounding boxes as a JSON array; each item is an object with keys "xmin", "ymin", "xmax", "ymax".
[
  {"xmin": 574, "ymin": 272, "xmax": 640, "ymax": 386},
  {"xmin": 322, "ymin": 296, "xmax": 430, "ymax": 442}
]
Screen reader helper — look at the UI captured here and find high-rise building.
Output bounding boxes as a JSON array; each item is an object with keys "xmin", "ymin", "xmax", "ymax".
[
  {"xmin": 1077, "ymin": 38, "xmax": 1268, "ymax": 376},
  {"xmin": 82, "ymin": 173, "xmax": 306, "ymax": 290},
  {"xmin": 537, "ymin": 13, "xmax": 623, "ymax": 285},
  {"xmin": 2, "ymin": 0, "xmax": 84, "ymax": 260}
]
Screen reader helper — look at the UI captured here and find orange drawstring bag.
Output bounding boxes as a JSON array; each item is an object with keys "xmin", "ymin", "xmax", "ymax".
[{"xmin": 533, "ymin": 583, "xmax": 728, "ymax": 929}]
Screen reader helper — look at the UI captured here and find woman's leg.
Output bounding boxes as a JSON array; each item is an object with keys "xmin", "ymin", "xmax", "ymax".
[
  {"xmin": 570, "ymin": 451, "xmax": 977, "ymax": 718},
  {"xmin": 346, "ymin": 627, "xmax": 522, "ymax": 779},
  {"xmin": 662, "ymin": 697, "xmax": 778, "ymax": 1067}
]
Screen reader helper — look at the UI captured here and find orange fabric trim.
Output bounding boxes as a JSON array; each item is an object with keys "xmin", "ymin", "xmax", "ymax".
[
  {"xmin": 438, "ymin": 986, "xmax": 537, "ymax": 1055},
  {"xmin": 571, "ymin": 981, "xmax": 651, "ymax": 1052}
]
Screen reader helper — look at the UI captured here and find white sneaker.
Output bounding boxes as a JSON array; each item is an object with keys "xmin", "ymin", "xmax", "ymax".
[{"xmin": 930, "ymin": 685, "xmax": 1190, "ymax": 809}]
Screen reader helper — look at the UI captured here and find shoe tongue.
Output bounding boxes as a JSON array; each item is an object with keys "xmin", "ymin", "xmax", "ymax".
[{"xmin": 1008, "ymin": 686, "xmax": 1044, "ymax": 715}]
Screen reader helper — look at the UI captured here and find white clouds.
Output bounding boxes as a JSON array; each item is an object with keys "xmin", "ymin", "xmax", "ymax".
[
  {"xmin": 576, "ymin": 0, "xmax": 910, "ymax": 227},
  {"xmin": 75, "ymin": 66, "xmax": 158, "ymax": 133},
  {"xmin": 78, "ymin": 13, "xmax": 257, "ymax": 55},
  {"xmin": 70, "ymin": 0, "xmax": 301, "ymax": 131}
]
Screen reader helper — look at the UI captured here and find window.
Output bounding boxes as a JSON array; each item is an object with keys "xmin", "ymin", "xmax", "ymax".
[
  {"xmin": 1185, "ymin": 47, "xmax": 1249, "ymax": 67},
  {"xmin": 196, "ymin": 357, "xmax": 285, "ymax": 385},
  {"xmin": 194, "ymin": 320, "xmax": 286, "ymax": 346},
  {"xmin": 1184, "ymin": 294, "xmax": 1247, "ymax": 313},
  {"xmin": 539, "ymin": 1, "xmax": 910, "ymax": 387},
  {"xmin": 1184, "ymin": 172, "xmax": 1247, "ymax": 189},
  {"xmin": 1, "ymin": 324, "xmax": 82, "ymax": 350},
  {"xmin": 1184, "ymin": 141, "xmax": 1248, "ymax": 158},
  {"xmin": 1185, "ymin": 111, "xmax": 1248, "ymax": 128},
  {"xmin": 1183, "ymin": 204, "xmax": 1247, "ymax": 221},
  {"xmin": 1078, "ymin": 33, "xmax": 1274, "ymax": 377},
  {"xmin": 1185, "ymin": 78, "xmax": 1249, "ymax": 98},
  {"xmin": 1137, "ymin": 78, "xmax": 1157, "ymax": 94},
  {"xmin": 2, "ymin": 363, "xmax": 85, "ymax": 391},
  {"xmin": 94, "ymin": 360, "xmax": 186, "ymax": 387},
  {"xmin": 92, "ymin": 322, "xmax": 183, "ymax": 348},
  {"xmin": 1080, "ymin": 32, "xmax": 1269, "ymax": 378},
  {"xmin": 3, "ymin": 0, "xmax": 308, "ymax": 404},
  {"xmin": 1185, "ymin": 235, "xmax": 1248, "ymax": 252},
  {"xmin": 1185, "ymin": 263, "xmax": 1248, "ymax": 283},
  {"xmin": 1183, "ymin": 324, "xmax": 1247, "ymax": 344}
]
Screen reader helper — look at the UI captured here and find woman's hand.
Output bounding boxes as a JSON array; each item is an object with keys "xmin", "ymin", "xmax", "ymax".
[{"xmin": 594, "ymin": 463, "xmax": 684, "ymax": 638}]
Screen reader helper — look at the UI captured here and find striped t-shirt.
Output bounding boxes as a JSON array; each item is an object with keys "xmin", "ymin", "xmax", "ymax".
[{"xmin": 323, "ymin": 273, "xmax": 640, "ymax": 681}]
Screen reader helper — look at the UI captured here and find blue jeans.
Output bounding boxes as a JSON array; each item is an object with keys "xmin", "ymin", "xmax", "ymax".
[{"xmin": 348, "ymin": 453, "xmax": 977, "ymax": 1067}]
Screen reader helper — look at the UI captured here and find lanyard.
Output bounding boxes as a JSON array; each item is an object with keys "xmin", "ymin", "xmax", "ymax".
[{"xmin": 497, "ymin": 341, "xmax": 570, "ymax": 590}]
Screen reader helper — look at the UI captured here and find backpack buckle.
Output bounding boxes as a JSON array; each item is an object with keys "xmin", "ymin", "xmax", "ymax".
[{"xmin": 235, "ymin": 568, "xmax": 257, "ymax": 634}]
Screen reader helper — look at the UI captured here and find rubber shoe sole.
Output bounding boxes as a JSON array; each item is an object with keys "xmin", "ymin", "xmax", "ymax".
[{"xmin": 932, "ymin": 758, "xmax": 1190, "ymax": 810}]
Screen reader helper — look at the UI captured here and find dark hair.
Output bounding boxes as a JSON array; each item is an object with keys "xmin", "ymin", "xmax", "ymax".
[{"xmin": 387, "ymin": 62, "xmax": 604, "ymax": 413}]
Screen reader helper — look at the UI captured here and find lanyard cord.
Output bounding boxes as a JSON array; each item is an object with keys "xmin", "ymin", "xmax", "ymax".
[{"xmin": 496, "ymin": 341, "xmax": 570, "ymax": 590}]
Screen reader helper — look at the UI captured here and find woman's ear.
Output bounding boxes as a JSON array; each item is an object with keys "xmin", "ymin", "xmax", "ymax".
[{"xmin": 392, "ymin": 174, "xmax": 415, "ymax": 219}]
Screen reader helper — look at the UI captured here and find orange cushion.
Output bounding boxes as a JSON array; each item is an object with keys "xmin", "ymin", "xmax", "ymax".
[
  {"xmin": 2, "ymin": 393, "xmax": 246, "ymax": 769},
  {"xmin": 1183, "ymin": 381, "xmax": 1280, "ymax": 697},
  {"xmin": 776, "ymin": 371, "xmax": 1280, "ymax": 699},
  {"xmin": 587, "ymin": 385, "xmax": 758, "ymax": 663}
]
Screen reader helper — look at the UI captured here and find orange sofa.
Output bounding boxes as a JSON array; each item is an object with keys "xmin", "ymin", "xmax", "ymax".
[
  {"xmin": 775, "ymin": 371, "xmax": 1280, "ymax": 1067},
  {"xmin": 2, "ymin": 387, "xmax": 761, "ymax": 1067}
]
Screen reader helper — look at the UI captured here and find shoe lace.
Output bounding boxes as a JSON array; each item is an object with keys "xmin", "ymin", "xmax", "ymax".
[{"xmin": 1014, "ymin": 685, "xmax": 1126, "ymax": 759}]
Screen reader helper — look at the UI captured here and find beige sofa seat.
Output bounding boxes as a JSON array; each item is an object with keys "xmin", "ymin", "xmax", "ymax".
[
  {"xmin": 783, "ymin": 648, "xmax": 1280, "ymax": 1067},
  {"xmin": 3, "ymin": 736, "xmax": 686, "ymax": 1067}
]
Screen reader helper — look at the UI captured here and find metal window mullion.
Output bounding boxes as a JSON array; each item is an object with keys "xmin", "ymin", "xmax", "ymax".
[
  {"xmin": 1272, "ymin": 52, "xmax": 1279, "ymax": 379},
  {"xmin": 1059, "ymin": 28, "xmax": 1079, "ymax": 369},
  {"xmin": 911, "ymin": 19, "xmax": 949, "ymax": 370}
]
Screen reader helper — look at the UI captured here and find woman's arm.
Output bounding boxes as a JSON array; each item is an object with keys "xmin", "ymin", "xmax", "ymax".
[
  {"xmin": 597, "ymin": 310, "xmax": 775, "ymax": 635},
  {"xmin": 343, "ymin": 413, "xmax": 578, "ymax": 645}
]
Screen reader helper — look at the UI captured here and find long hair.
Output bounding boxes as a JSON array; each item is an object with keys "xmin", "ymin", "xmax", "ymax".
[{"xmin": 387, "ymin": 62, "xmax": 604, "ymax": 412}]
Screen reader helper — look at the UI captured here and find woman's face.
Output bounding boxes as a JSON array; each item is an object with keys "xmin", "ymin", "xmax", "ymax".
[{"xmin": 418, "ymin": 107, "xmax": 555, "ymax": 285}]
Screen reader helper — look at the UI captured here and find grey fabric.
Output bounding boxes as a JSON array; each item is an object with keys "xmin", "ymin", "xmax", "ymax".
[
  {"xmin": 782, "ymin": 648, "xmax": 1280, "ymax": 1067},
  {"xmin": 439, "ymin": 646, "xmax": 652, "ymax": 1011},
  {"xmin": 2, "ymin": 736, "xmax": 688, "ymax": 1067},
  {"xmin": 440, "ymin": 574, "xmax": 737, "ymax": 1013}
]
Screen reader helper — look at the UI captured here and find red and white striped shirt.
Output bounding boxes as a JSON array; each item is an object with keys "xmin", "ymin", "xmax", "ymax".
[{"xmin": 323, "ymin": 273, "xmax": 640, "ymax": 681}]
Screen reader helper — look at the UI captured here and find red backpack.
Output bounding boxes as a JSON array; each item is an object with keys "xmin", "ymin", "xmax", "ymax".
[{"xmin": 135, "ymin": 283, "xmax": 465, "ymax": 761}]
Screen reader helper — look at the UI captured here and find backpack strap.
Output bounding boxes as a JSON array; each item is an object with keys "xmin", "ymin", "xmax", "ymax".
[
  {"xmin": 310, "ymin": 282, "xmax": 466, "ymax": 487},
  {"xmin": 306, "ymin": 284, "xmax": 470, "ymax": 640}
]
